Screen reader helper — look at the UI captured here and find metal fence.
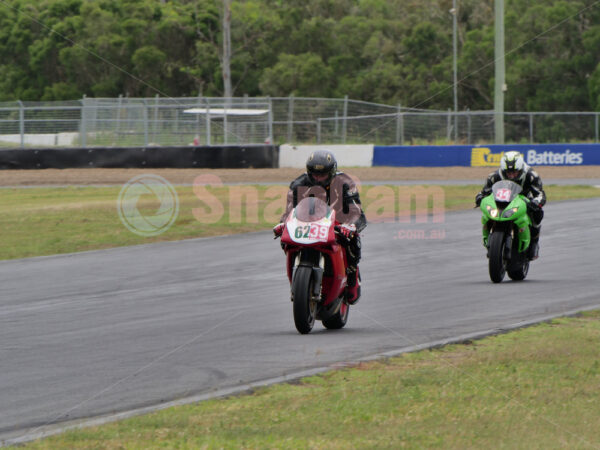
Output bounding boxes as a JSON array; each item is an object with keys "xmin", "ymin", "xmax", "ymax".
[{"xmin": 0, "ymin": 96, "xmax": 598, "ymax": 148}]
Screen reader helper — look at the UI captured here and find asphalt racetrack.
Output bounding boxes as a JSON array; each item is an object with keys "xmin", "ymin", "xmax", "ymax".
[{"xmin": 1, "ymin": 197, "xmax": 599, "ymax": 444}]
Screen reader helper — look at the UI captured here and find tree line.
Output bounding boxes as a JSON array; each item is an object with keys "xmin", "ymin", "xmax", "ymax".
[{"xmin": 0, "ymin": 0, "xmax": 599, "ymax": 111}]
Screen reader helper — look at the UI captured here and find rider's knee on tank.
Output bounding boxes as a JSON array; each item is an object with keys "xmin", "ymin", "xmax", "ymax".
[{"xmin": 529, "ymin": 208, "xmax": 544, "ymax": 226}]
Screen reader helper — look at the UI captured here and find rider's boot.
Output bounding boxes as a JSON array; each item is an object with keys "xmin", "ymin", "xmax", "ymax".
[
  {"xmin": 345, "ymin": 266, "xmax": 361, "ymax": 305},
  {"xmin": 528, "ymin": 225, "xmax": 540, "ymax": 260}
]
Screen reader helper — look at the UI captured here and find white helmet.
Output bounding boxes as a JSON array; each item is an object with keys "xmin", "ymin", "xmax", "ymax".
[{"xmin": 500, "ymin": 151, "xmax": 526, "ymax": 181}]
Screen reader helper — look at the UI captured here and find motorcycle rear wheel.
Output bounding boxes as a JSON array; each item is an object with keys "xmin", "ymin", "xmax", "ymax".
[
  {"xmin": 488, "ymin": 231, "xmax": 506, "ymax": 283},
  {"xmin": 292, "ymin": 266, "xmax": 317, "ymax": 334},
  {"xmin": 508, "ymin": 257, "xmax": 529, "ymax": 281},
  {"xmin": 322, "ymin": 299, "xmax": 349, "ymax": 329}
]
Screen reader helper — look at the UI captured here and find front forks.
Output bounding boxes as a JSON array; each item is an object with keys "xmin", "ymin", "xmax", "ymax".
[
  {"xmin": 482, "ymin": 224, "xmax": 490, "ymax": 247},
  {"xmin": 291, "ymin": 253, "xmax": 325, "ymax": 302},
  {"xmin": 311, "ymin": 254, "xmax": 325, "ymax": 299}
]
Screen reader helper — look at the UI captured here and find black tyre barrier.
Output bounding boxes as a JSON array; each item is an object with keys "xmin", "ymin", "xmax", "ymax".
[{"xmin": 0, "ymin": 145, "xmax": 279, "ymax": 169}]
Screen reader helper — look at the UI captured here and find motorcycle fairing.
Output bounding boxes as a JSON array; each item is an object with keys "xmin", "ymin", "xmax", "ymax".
[
  {"xmin": 480, "ymin": 180, "xmax": 531, "ymax": 252},
  {"xmin": 282, "ymin": 197, "xmax": 348, "ymax": 305},
  {"xmin": 284, "ymin": 245, "xmax": 347, "ymax": 304}
]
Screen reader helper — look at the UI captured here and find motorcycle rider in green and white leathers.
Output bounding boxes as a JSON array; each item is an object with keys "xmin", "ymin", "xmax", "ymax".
[{"xmin": 475, "ymin": 151, "xmax": 546, "ymax": 260}]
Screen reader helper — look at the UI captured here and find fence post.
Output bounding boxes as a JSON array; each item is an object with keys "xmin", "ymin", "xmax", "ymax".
[
  {"xmin": 242, "ymin": 94, "xmax": 249, "ymax": 143},
  {"xmin": 454, "ymin": 107, "xmax": 458, "ymax": 143},
  {"xmin": 18, "ymin": 100, "xmax": 24, "ymax": 149},
  {"xmin": 174, "ymin": 98, "xmax": 179, "ymax": 137},
  {"xmin": 142, "ymin": 99, "xmax": 149, "ymax": 147},
  {"xmin": 595, "ymin": 113, "xmax": 598, "ymax": 142},
  {"xmin": 268, "ymin": 96, "xmax": 273, "ymax": 144},
  {"xmin": 116, "ymin": 94, "xmax": 122, "ymax": 137},
  {"xmin": 334, "ymin": 109, "xmax": 339, "ymax": 138},
  {"xmin": 317, "ymin": 119, "xmax": 321, "ymax": 144},
  {"xmin": 80, "ymin": 96, "xmax": 87, "ymax": 148},
  {"xmin": 287, "ymin": 95, "xmax": 294, "ymax": 143},
  {"xmin": 529, "ymin": 113, "xmax": 534, "ymax": 143},
  {"xmin": 223, "ymin": 102, "xmax": 228, "ymax": 145},
  {"xmin": 446, "ymin": 108, "xmax": 451, "ymax": 142},
  {"xmin": 342, "ymin": 95, "xmax": 348, "ymax": 144},
  {"xmin": 396, "ymin": 104, "xmax": 404, "ymax": 145},
  {"xmin": 467, "ymin": 108, "xmax": 471, "ymax": 144},
  {"xmin": 125, "ymin": 94, "xmax": 131, "ymax": 138},
  {"xmin": 153, "ymin": 94, "xmax": 159, "ymax": 144},
  {"xmin": 205, "ymin": 99, "xmax": 211, "ymax": 146}
]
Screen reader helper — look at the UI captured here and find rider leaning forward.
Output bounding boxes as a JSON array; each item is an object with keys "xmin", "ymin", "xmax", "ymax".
[
  {"xmin": 273, "ymin": 150, "xmax": 367, "ymax": 304},
  {"xmin": 475, "ymin": 150, "xmax": 546, "ymax": 260}
]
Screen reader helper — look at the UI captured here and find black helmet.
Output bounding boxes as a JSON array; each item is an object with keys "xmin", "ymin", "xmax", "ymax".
[{"xmin": 306, "ymin": 150, "xmax": 337, "ymax": 186}]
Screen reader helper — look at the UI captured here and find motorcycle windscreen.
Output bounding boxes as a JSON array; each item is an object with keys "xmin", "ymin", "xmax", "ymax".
[
  {"xmin": 492, "ymin": 180, "xmax": 522, "ymax": 203},
  {"xmin": 294, "ymin": 197, "xmax": 332, "ymax": 222}
]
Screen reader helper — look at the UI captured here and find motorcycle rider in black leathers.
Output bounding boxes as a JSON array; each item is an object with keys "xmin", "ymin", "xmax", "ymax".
[
  {"xmin": 475, "ymin": 151, "xmax": 546, "ymax": 260},
  {"xmin": 273, "ymin": 150, "xmax": 367, "ymax": 304}
]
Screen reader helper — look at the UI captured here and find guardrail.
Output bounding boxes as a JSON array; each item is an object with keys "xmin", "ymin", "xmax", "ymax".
[{"xmin": 0, "ymin": 145, "xmax": 278, "ymax": 169}]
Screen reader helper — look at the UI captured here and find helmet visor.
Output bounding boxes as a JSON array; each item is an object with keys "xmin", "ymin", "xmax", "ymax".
[
  {"xmin": 505, "ymin": 169, "xmax": 520, "ymax": 180},
  {"xmin": 310, "ymin": 173, "xmax": 329, "ymax": 183}
]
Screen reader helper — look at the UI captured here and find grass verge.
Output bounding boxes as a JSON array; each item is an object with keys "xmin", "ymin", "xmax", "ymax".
[
  {"xmin": 23, "ymin": 310, "xmax": 600, "ymax": 449},
  {"xmin": 1, "ymin": 184, "xmax": 598, "ymax": 260}
]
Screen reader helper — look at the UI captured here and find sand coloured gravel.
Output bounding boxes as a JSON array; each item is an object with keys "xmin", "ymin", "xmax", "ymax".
[{"xmin": 0, "ymin": 166, "xmax": 598, "ymax": 186}]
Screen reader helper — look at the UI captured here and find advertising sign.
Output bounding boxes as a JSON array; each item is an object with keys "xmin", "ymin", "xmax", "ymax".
[{"xmin": 374, "ymin": 144, "xmax": 600, "ymax": 167}]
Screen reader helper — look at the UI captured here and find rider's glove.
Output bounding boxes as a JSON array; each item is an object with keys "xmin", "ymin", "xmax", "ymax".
[
  {"xmin": 475, "ymin": 193, "xmax": 484, "ymax": 207},
  {"xmin": 273, "ymin": 222, "xmax": 285, "ymax": 238},
  {"xmin": 338, "ymin": 223, "xmax": 357, "ymax": 240}
]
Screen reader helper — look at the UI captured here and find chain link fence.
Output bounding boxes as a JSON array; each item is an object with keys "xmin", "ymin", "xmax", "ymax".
[{"xmin": 0, "ymin": 96, "xmax": 598, "ymax": 148}]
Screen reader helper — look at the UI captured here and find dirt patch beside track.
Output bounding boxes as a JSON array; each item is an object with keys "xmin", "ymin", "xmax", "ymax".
[{"xmin": 0, "ymin": 166, "xmax": 598, "ymax": 186}]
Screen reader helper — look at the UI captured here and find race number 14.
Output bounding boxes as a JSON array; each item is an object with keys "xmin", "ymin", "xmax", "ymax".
[{"xmin": 495, "ymin": 188, "xmax": 512, "ymax": 202}]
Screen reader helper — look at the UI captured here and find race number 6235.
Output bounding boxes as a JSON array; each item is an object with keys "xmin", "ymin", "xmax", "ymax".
[{"xmin": 295, "ymin": 225, "xmax": 328, "ymax": 239}]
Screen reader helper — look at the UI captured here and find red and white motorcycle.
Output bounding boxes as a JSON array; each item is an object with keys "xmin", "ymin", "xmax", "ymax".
[{"xmin": 277, "ymin": 196, "xmax": 353, "ymax": 334}]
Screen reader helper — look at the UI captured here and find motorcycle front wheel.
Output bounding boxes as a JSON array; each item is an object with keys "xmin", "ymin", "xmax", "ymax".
[
  {"xmin": 292, "ymin": 266, "xmax": 317, "ymax": 334},
  {"xmin": 488, "ymin": 231, "xmax": 506, "ymax": 283}
]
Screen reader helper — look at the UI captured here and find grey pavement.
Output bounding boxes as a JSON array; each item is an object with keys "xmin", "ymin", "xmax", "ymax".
[{"xmin": 1, "ymin": 198, "xmax": 599, "ymax": 444}]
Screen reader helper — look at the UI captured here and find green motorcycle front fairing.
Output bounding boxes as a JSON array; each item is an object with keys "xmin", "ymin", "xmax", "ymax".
[{"xmin": 480, "ymin": 193, "xmax": 531, "ymax": 253}]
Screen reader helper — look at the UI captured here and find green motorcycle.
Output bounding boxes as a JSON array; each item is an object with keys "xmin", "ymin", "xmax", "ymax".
[{"xmin": 480, "ymin": 180, "xmax": 533, "ymax": 283}]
